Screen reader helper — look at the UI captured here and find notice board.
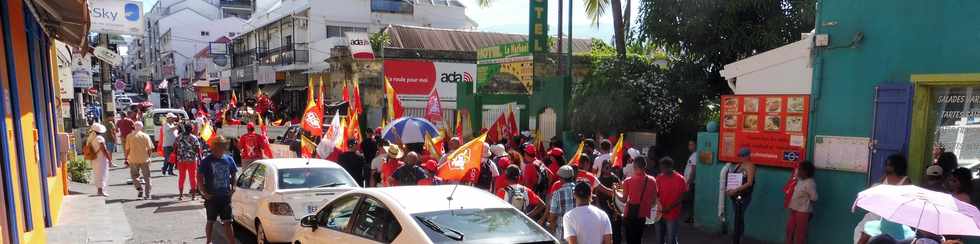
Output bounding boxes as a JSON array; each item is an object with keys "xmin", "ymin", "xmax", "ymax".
[
  {"xmin": 718, "ymin": 95, "xmax": 810, "ymax": 168},
  {"xmin": 813, "ymin": 135, "xmax": 870, "ymax": 173}
]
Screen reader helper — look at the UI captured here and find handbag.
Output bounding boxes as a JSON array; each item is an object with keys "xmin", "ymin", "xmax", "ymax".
[{"xmin": 626, "ymin": 177, "xmax": 649, "ymax": 219}]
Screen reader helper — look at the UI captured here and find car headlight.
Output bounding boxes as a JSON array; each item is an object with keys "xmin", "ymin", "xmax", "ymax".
[{"xmin": 269, "ymin": 202, "xmax": 294, "ymax": 216}]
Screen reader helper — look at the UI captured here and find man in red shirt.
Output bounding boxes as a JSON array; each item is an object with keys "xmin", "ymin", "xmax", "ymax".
[
  {"xmin": 520, "ymin": 144, "xmax": 551, "ymax": 196},
  {"xmin": 496, "ymin": 165, "xmax": 545, "ymax": 219},
  {"xmin": 238, "ymin": 123, "xmax": 272, "ymax": 168},
  {"xmin": 621, "ymin": 157, "xmax": 658, "ymax": 244},
  {"xmin": 117, "ymin": 110, "xmax": 137, "ymax": 165},
  {"xmin": 655, "ymin": 157, "xmax": 687, "ymax": 244},
  {"xmin": 380, "ymin": 146, "xmax": 405, "ymax": 187}
]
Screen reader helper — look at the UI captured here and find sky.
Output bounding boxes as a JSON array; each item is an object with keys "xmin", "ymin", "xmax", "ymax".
[{"xmin": 138, "ymin": 0, "xmax": 636, "ymax": 41}]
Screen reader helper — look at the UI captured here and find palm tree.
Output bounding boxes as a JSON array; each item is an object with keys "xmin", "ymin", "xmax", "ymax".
[{"xmin": 477, "ymin": 0, "xmax": 631, "ymax": 59}]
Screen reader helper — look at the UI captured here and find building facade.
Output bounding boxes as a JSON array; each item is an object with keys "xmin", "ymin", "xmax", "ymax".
[{"xmin": 0, "ymin": 0, "xmax": 88, "ymax": 243}]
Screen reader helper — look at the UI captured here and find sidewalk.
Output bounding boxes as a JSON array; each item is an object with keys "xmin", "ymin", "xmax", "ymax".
[
  {"xmin": 675, "ymin": 222, "xmax": 770, "ymax": 244},
  {"xmin": 46, "ymin": 181, "xmax": 134, "ymax": 244}
]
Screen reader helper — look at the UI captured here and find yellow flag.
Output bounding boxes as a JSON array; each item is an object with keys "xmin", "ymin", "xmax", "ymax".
[{"xmin": 570, "ymin": 141, "xmax": 585, "ymax": 166}]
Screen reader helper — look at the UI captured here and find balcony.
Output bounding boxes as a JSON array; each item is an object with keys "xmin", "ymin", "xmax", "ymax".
[
  {"xmin": 219, "ymin": 0, "xmax": 251, "ymax": 9},
  {"xmin": 371, "ymin": 0, "xmax": 413, "ymax": 14},
  {"xmin": 257, "ymin": 43, "xmax": 309, "ymax": 66}
]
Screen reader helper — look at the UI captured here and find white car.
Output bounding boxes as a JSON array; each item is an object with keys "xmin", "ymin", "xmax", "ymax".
[
  {"xmin": 232, "ymin": 158, "xmax": 360, "ymax": 244},
  {"xmin": 292, "ymin": 185, "xmax": 559, "ymax": 244}
]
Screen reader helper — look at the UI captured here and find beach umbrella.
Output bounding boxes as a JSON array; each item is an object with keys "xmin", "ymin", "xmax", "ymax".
[
  {"xmin": 853, "ymin": 184, "xmax": 980, "ymax": 236},
  {"xmin": 381, "ymin": 117, "xmax": 439, "ymax": 144}
]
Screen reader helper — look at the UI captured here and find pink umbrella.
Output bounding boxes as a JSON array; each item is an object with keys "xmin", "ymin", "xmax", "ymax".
[{"xmin": 853, "ymin": 184, "xmax": 980, "ymax": 236}]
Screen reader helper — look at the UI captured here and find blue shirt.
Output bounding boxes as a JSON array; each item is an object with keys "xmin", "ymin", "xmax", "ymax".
[
  {"xmin": 549, "ymin": 182, "xmax": 577, "ymax": 216},
  {"xmin": 199, "ymin": 154, "xmax": 238, "ymax": 196}
]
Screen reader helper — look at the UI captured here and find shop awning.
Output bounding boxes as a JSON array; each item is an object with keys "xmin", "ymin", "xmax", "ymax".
[{"xmin": 28, "ymin": 0, "xmax": 90, "ymax": 48}]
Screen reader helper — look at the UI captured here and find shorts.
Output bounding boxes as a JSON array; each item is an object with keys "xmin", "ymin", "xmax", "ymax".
[{"xmin": 205, "ymin": 195, "xmax": 233, "ymax": 221}]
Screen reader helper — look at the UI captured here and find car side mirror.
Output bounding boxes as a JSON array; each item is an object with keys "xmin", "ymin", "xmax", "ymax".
[{"xmin": 300, "ymin": 215, "xmax": 317, "ymax": 229}]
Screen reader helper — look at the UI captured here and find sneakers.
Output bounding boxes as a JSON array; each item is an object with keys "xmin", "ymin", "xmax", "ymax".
[{"xmin": 138, "ymin": 191, "xmax": 143, "ymax": 199}]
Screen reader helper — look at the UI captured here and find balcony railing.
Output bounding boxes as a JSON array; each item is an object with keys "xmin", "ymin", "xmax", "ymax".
[
  {"xmin": 371, "ymin": 0, "xmax": 413, "ymax": 14},
  {"xmin": 219, "ymin": 0, "xmax": 251, "ymax": 9}
]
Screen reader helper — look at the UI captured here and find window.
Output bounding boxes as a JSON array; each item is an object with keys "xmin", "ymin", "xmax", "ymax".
[
  {"xmin": 351, "ymin": 198, "xmax": 401, "ymax": 243},
  {"xmin": 326, "ymin": 26, "xmax": 368, "ymax": 38},
  {"xmin": 236, "ymin": 163, "xmax": 258, "ymax": 188},
  {"xmin": 248, "ymin": 164, "xmax": 267, "ymax": 190},
  {"xmin": 318, "ymin": 195, "xmax": 361, "ymax": 231},
  {"xmin": 201, "ymin": 31, "xmax": 210, "ymax": 36},
  {"xmin": 413, "ymin": 208, "xmax": 554, "ymax": 243},
  {"xmin": 278, "ymin": 168, "xmax": 357, "ymax": 189}
]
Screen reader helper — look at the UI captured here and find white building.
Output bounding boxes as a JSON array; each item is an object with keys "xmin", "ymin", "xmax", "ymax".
[{"xmin": 228, "ymin": 0, "xmax": 476, "ymax": 87}]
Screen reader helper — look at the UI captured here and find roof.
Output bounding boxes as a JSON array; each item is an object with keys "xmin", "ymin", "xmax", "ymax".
[
  {"xmin": 254, "ymin": 158, "xmax": 344, "ymax": 170},
  {"xmin": 386, "ymin": 25, "xmax": 593, "ymax": 53},
  {"xmin": 367, "ymin": 185, "xmax": 512, "ymax": 214}
]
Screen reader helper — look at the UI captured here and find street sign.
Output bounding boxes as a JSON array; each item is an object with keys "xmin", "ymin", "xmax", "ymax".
[
  {"xmin": 209, "ymin": 42, "xmax": 228, "ymax": 55},
  {"xmin": 114, "ymin": 79, "xmax": 126, "ymax": 90},
  {"xmin": 94, "ymin": 46, "xmax": 123, "ymax": 66},
  {"xmin": 213, "ymin": 55, "xmax": 228, "ymax": 67},
  {"xmin": 89, "ymin": 0, "xmax": 144, "ymax": 35}
]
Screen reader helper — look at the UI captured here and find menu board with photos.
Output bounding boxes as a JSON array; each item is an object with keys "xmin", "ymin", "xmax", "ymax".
[{"xmin": 718, "ymin": 95, "xmax": 810, "ymax": 168}]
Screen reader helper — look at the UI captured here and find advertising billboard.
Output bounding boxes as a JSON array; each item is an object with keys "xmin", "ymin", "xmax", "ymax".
[
  {"xmin": 383, "ymin": 60, "xmax": 472, "ymax": 101},
  {"xmin": 477, "ymin": 42, "xmax": 533, "ymax": 94},
  {"xmin": 718, "ymin": 95, "xmax": 811, "ymax": 168},
  {"xmin": 89, "ymin": 0, "xmax": 144, "ymax": 35}
]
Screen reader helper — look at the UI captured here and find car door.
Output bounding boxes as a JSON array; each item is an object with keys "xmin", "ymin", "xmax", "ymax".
[
  {"xmin": 346, "ymin": 197, "xmax": 402, "ymax": 244},
  {"xmin": 242, "ymin": 163, "xmax": 269, "ymax": 226},
  {"xmin": 299, "ymin": 194, "xmax": 363, "ymax": 244},
  {"xmin": 232, "ymin": 164, "xmax": 259, "ymax": 226}
]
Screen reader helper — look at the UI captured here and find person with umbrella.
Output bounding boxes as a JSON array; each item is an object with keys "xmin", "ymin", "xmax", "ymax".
[{"xmin": 856, "ymin": 154, "xmax": 911, "ymax": 244}]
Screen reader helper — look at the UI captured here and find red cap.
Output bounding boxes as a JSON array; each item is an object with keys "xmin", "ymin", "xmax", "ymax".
[
  {"xmin": 374, "ymin": 127, "xmax": 382, "ymax": 135},
  {"xmin": 549, "ymin": 148, "xmax": 564, "ymax": 157},
  {"xmin": 524, "ymin": 144, "xmax": 537, "ymax": 156},
  {"xmin": 422, "ymin": 159, "xmax": 438, "ymax": 173},
  {"xmin": 497, "ymin": 157, "xmax": 511, "ymax": 170},
  {"xmin": 246, "ymin": 122, "xmax": 256, "ymax": 131}
]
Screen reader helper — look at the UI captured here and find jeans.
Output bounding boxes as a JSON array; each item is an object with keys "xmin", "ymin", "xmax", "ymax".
[
  {"xmin": 658, "ymin": 219, "xmax": 680, "ymax": 244},
  {"xmin": 162, "ymin": 146, "xmax": 175, "ymax": 174},
  {"xmin": 624, "ymin": 217, "xmax": 646, "ymax": 244},
  {"xmin": 785, "ymin": 210, "xmax": 810, "ymax": 244},
  {"xmin": 130, "ymin": 163, "xmax": 151, "ymax": 195},
  {"xmin": 611, "ymin": 217, "xmax": 623, "ymax": 244},
  {"xmin": 732, "ymin": 195, "xmax": 752, "ymax": 244}
]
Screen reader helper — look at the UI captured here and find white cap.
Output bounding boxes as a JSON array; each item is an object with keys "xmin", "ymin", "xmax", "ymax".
[
  {"xmin": 90, "ymin": 123, "xmax": 107, "ymax": 134},
  {"xmin": 491, "ymin": 144, "xmax": 507, "ymax": 157},
  {"xmin": 166, "ymin": 113, "xmax": 177, "ymax": 118},
  {"xmin": 627, "ymin": 148, "xmax": 641, "ymax": 160}
]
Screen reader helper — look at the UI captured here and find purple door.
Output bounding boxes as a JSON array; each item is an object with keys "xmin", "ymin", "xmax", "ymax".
[{"xmin": 869, "ymin": 84, "xmax": 913, "ymax": 185}]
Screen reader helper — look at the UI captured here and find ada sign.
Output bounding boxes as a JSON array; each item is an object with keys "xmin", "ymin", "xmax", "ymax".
[
  {"xmin": 89, "ymin": 0, "xmax": 144, "ymax": 35},
  {"xmin": 345, "ymin": 32, "xmax": 374, "ymax": 60}
]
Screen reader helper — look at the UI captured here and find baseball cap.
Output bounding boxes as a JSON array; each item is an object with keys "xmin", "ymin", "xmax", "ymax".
[
  {"xmin": 246, "ymin": 122, "xmax": 256, "ymax": 131},
  {"xmin": 549, "ymin": 148, "xmax": 564, "ymax": 157},
  {"xmin": 738, "ymin": 147, "xmax": 752, "ymax": 158},
  {"xmin": 524, "ymin": 144, "xmax": 537, "ymax": 156},
  {"xmin": 925, "ymin": 165, "xmax": 943, "ymax": 177},
  {"xmin": 558, "ymin": 165, "xmax": 575, "ymax": 180},
  {"xmin": 573, "ymin": 181, "xmax": 592, "ymax": 198}
]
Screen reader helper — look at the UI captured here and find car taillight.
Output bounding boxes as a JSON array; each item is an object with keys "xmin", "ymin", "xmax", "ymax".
[{"xmin": 269, "ymin": 202, "xmax": 294, "ymax": 216}]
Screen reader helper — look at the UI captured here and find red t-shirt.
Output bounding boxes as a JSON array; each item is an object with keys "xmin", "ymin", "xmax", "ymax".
[
  {"xmin": 520, "ymin": 160, "xmax": 543, "ymax": 190},
  {"xmin": 548, "ymin": 180, "xmax": 563, "ymax": 197},
  {"xmin": 239, "ymin": 132, "xmax": 272, "ymax": 160},
  {"xmin": 656, "ymin": 171, "xmax": 688, "ymax": 220},
  {"xmin": 547, "ymin": 160, "xmax": 561, "ymax": 178},
  {"xmin": 117, "ymin": 117, "xmax": 135, "ymax": 139},
  {"xmin": 622, "ymin": 174, "xmax": 658, "ymax": 219},
  {"xmin": 495, "ymin": 184, "xmax": 543, "ymax": 207},
  {"xmin": 381, "ymin": 159, "xmax": 404, "ymax": 187},
  {"xmin": 494, "ymin": 175, "xmax": 510, "ymax": 194},
  {"xmin": 576, "ymin": 171, "xmax": 598, "ymax": 188}
]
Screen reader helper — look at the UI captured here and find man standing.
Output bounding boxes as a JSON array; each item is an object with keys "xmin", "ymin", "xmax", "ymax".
[
  {"xmin": 125, "ymin": 122, "xmax": 154, "ymax": 200},
  {"xmin": 161, "ymin": 113, "xmax": 180, "ymax": 176},
  {"xmin": 238, "ymin": 123, "xmax": 272, "ymax": 168},
  {"xmin": 361, "ymin": 130, "xmax": 378, "ymax": 186},
  {"xmin": 198, "ymin": 136, "xmax": 237, "ymax": 244},
  {"xmin": 117, "ymin": 110, "xmax": 136, "ymax": 166},
  {"xmin": 656, "ymin": 158, "xmax": 687, "ymax": 244},
  {"xmin": 390, "ymin": 152, "xmax": 426, "ymax": 186},
  {"xmin": 683, "ymin": 139, "xmax": 697, "ymax": 224},
  {"xmin": 548, "ymin": 165, "xmax": 578, "ymax": 239},
  {"xmin": 592, "ymin": 140, "xmax": 612, "ymax": 174},
  {"xmin": 338, "ymin": 139, "xmax": 366, "ymax": 186},
  {"xmin": 563, "ymin": 182, "xmax": 614, "ymax": 244},
  {"xmin": 622, "ymin": 157, "xmax": 658, "ymax": 244}
]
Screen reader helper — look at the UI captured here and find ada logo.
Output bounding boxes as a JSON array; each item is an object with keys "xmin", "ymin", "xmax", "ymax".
[
  {"xmin": 440, "ymin": 72, "xmax": 474, "ymax": 83},
  {"xmin": 783, "ymin": 151, "xmax": 800, "ymax": 162},
  {"xmin": 124, "ymin": 3, "xmax": 141, "ymax": 21}
]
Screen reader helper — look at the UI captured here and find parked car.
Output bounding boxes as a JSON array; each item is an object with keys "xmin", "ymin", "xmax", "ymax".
[
  {"xmin": 233, "ymin": 158, "xmax": 360, "ymax": 244},
  {"xmin": 141, "ymin": 108, "xmax": 187, "ymax": 142},
  {"xmin": 292, "ymin": 185, "xmax": 559, "ymax": 244}
]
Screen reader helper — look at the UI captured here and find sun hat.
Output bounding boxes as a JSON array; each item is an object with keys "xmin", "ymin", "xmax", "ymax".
[
  {"xmin": 90, "ymin": 123, "xmax": 107, "ymax": 134},
  {"xmin": 384, "ymin": 145, "xmax": 404, "ymax": 159}
]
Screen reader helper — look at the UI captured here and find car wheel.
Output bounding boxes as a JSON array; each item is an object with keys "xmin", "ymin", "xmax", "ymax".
[{"xmin": 256, "ymin": 220, "xmax": 269, "ymax": 244}]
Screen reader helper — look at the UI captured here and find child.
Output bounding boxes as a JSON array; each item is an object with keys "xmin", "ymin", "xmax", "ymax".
[{"xmin": 786, "ymin": 161, "xmax": 817, "ymax": 244}]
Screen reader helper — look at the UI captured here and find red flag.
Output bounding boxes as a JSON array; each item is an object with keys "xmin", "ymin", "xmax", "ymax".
[
  {"xmin": 385, "ymin": 78, "xmax": 404, "ymax": 120},
  {"xmin": 302, "ymin": 77, "xmax": 323, "ymax": 136},
  {"xmin": 506, "ymin": 104, "xmax": 519, "ymax": 137},
  {"xmin": 424, "ymin": 88, "xmax": 442, "ymax": 123},
  {"xmin": 610, "ymin": 133, "xmax": 625, "ymax": 168},
  {"xmin": 487, "ymin": 115, "xmax": 506, "ymax": 143},
  {"xmin": 352, "ymin": 81, "xmax": 362, "ymax": 114},
  {"xmin": 438, "ymin": 134, "xmax": 487, "ymax": 181},
  {"xmin": 341, "ymin": 81, "xmax": 350, "ymax": 103}
]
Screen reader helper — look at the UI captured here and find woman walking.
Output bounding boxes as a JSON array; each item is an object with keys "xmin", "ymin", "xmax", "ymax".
[
  {"xmin": 87, "ymin": 123, "xmax": 112, "ymax": 196},
  {"xmin": 174, "ymin": 123, "xmax": 203, "ymax": 201}
]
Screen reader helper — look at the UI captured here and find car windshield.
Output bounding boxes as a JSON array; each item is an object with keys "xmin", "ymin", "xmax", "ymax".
[
  {"xmin": 277, "ymin": 168, "xmax": 357, "ymax": 189},
  {"xmin": 412, "ymin": 208, "xmax": 556, "ymax": 244}
]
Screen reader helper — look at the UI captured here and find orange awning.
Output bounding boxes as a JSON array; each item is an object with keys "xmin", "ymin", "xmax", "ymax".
[{"xmin": 28, "ymin": 0, "xmax": 91, "ymax": 48}]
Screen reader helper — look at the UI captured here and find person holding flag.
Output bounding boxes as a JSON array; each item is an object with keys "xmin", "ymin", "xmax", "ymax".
[
  {"xmin": 385, "ymin": 78, "xmax": 404, "ymax": 121},
  {"xmin": 239, "ymin": 123, "xmax": 272, "ymax": 168},
  {"xmin": 437, "ymin": 134, "xmax": 488, "ymax": 183}
]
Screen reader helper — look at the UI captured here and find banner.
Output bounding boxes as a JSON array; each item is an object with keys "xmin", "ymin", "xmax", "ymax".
[
  {"xmin": 71, "ymin": 53, "xmax": 93, "ymax": 88},
  {"xmin": 383, "ymin": 60, "xmax": 469, "ymax": 100},
  {"xmin": 528, "ymin": 0, "xmax": 549, "ymax": 53},
  {"xmin": 477, "ymin": 42, "xmax": 533, "ymax": 94},
  {"xmin": 718, "ymin": 95, "xmax": 811, "ymax": 168},
  {"xmin": 58, "ymin": 61, "xmax": 73, "ymax": 99},
  {"xmin": 89, "ymin": 0, "xmax": 144, "ymax": 35},
  {"xmin": 345, "ymin": 32, "xmax": 374, "ymax": 60}
]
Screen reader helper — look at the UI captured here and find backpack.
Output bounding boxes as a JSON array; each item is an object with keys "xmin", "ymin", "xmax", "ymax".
[
  {"xmin": 503, "ymin": 185, "xmax": 530, "ymax": 212},
  {"xmin": 476, "ymin": 160, "xmax": 495, "ymax": 190},
  {"xmin": 82, "ymin": 141, "xmax": 97, "ymax": 160},
  {"xmin": 533, "ymin": 163, "xmax": 553, "ymax": 196}
]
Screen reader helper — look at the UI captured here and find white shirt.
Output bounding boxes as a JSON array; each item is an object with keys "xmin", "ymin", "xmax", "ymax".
[
  {"xmin": 370, "ymin": 155, "xmax": 385, "ymax": 171},
  {"xmin": 592, "ymin": 153, "xmax": 611, "ymax": 172},
  {"xmin": 162, "ymin": 123, "xmax": 178, "ymax": 147},
  {"xmin": 563, "ymin": 205, "xmax": 612, "ymax": 244},
  {"xmin": 684, "ymin": 152, "xmax": 697, "ymax": 183}
]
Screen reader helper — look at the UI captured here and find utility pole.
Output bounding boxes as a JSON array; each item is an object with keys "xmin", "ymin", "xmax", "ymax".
[{"xmin": 97, "ymin": 33, "xmax": 114, "ymax": 121}]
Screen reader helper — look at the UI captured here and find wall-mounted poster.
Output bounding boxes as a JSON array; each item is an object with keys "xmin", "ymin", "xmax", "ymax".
[
  {"xmin": 477, "ymin": 42, "xmax": 533, "ymax": 94},
  {"xmin": 718, "ymin": 95, "xmax": 811, "ymax": 168}
]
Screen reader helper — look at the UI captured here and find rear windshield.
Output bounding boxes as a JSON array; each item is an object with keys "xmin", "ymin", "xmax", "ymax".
[
  {"xmin": 278, "ymin": 168, "xmax": 358, "ymax": 189},
  {"xmin": 412, "ymin": 208, "xmax": 556, "ymax": 244},
  {"xmin": 148, "ymin": 112, "xmax": 186, "ymax": 126}
]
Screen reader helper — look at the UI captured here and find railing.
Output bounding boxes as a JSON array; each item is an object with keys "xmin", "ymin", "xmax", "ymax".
[
  {"xmin": 371, "ymin": 0, "xmax": 413, "ymax": 14},
  {"xmin": 219, "ymin": 0, "xmax": 251, "ymax": 9}
]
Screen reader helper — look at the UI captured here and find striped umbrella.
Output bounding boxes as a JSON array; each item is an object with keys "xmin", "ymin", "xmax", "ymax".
[{"xmin": 382, "ymin": 117, "xmax": 439, "ymax": 144}]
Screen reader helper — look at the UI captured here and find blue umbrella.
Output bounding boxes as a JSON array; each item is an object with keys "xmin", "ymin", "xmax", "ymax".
[{"xmin": 382, "ymin": 117, "xmax": 440, "ymax": 144}]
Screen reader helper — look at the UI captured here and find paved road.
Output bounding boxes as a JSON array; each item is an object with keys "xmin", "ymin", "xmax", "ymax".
[{"xmin": 102, "ymin": 153, "xmax": 256, "ymax": 244}]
